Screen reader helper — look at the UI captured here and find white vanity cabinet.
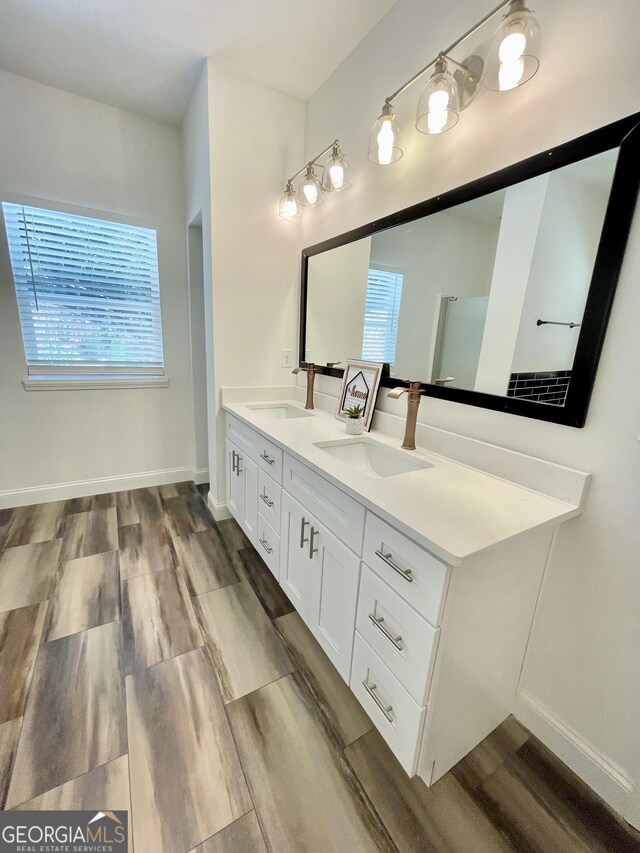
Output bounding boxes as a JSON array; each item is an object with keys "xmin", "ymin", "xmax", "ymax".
[
  {"xmin": 280, "ymin": 490, "xmax": 360, "ymax": 681},
  {"xmin": 225, "ymin": 438, "xmax": 258, "ymax": 545},
  {"xmin": 224, "ymin": 409, "xmax": 568, "ymax": 786},
  {"xmin": 226, "ymin": 414, "xmax": 283, "ymax": 576}
]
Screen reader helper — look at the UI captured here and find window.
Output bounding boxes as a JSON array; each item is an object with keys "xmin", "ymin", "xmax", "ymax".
[
  {"xmin": 2, "ymin": 202, "xmax": 164, "ymax": 375},
  {"xmin": 361, "ymin": 267, "xmax": 403, "ymax": 364}
]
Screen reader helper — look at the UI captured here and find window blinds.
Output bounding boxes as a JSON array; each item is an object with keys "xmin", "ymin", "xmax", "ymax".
[
  {"xmin": 361, "ymin": 267, "xmax": 403, "ymax": 365},
  {"xmin": 2, "ymin": 202, "xmax": 164, "ymax": 374}
]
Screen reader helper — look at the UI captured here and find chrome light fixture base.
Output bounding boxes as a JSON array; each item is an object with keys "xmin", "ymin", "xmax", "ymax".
[{"xmin": 453, "ymin": 54, "xmax": 484, "ymax": 111}]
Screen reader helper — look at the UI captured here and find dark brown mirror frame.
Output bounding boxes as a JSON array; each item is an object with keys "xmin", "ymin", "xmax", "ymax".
[{"xmin": 299, "ymin": 113, "xmax": 640, "ymax": 427}]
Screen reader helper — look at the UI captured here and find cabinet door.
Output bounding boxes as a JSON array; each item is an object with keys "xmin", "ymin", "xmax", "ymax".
[
  {"xmin": 306, "ymin": 519, "xmax": 361, "ymax": 683},
  {"xmin": 280, "ymin": 491, "xmax": 313, "ymax": 620},
  {"xmin": 226, "ymin": 439, "xmax": 244, "ymax": 523},
  {"xmin": 240, "ymin": 454, "xmax": 258, "ymax": 546}
]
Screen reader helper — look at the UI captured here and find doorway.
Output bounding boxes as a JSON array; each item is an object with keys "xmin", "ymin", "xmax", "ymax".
[
  {"xmin": 430, "ymin": 295, "xmax": 489, "ymax": 391},
  {"xmin": 188, "ymin": 216, "xmax": 209, "ymax": 484}
]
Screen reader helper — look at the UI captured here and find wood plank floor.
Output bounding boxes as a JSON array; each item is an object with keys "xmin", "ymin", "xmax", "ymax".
[{"xmin": 0, "ymin": 483, "xmax": 638, "ymax": 851}]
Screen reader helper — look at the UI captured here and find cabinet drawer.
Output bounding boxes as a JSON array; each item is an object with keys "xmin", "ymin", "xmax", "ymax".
[
  {"xmin": 357, "ymin": 566, "xmax": 439, "ymax": 706},
  {"xmin": 363, "ymin": 513, "xmax": 449, "ymax": 625},
  {"xmin": 256, "ymin": 513, "xmax": 280, "ymax": 580},
  {"xmin": 283, "ymin": 454, "xmax": 365, "ymax": 554},
  {"xmin": 258, "ymin": 468, "xmax": 281, "ymax": 528},
  {"xmin": 226, "ymin": 415, "xmax": 258, "ymax": 461},
  {"xmin": 351, "ymin": 632, "xmax": 426, "ymax": 775},
  {"xmin": 256, "ymin": 435, "xmax": 283, "ymax": 483}
]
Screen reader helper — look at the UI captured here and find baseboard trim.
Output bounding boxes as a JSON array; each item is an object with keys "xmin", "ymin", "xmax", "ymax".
[
  {"xmin": 193, "ymin": 468, "xmax": 209, "ymax": 485},
  {"xmin": 0, "ymin": 466, "xmax": 210, "ymax": 508},
  {"xmin": 514, "ymin": 688, "xmax": 637, "ymax": 827},
  {"xmin": 207, "ymin": 494, "xmax": 231, "ymax": 521}
]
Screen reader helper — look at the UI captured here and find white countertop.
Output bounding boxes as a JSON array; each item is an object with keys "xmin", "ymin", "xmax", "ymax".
[{"xmin": 222, "ymin": 399, "xmax": 584, "ymax": 565}]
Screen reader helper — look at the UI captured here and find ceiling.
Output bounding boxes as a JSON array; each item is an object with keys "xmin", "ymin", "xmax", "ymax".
[{"xmin": 0, "ymin": 0, "xmax": 397, "ymax": 125}]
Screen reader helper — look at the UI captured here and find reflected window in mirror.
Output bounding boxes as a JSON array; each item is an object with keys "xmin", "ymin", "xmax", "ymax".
[{"xmin": 362, "ymin": 266, "xmax": 403, "ymax": 365}]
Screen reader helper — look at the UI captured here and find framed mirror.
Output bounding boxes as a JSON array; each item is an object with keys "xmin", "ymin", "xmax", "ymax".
[{"xmin": 300, "ymin": 114, "xmax": 640, "ymax": 427}]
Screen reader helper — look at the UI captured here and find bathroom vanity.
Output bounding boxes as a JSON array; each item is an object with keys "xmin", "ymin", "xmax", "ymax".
[{"xmin": 222, "ymin": 397, "xmax": 588, "ymax": 784}]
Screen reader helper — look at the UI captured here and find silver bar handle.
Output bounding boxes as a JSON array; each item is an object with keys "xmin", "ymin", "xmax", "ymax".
[
  {"xmin": 236, "ymin": 454, "xmax": 243, "ymax": 476},
  {"xmin": 362, "ymin": 680, "xmax": 394, "ymax": 722},
  {"xmin": 260, "ymin": 451, "xmax": 275, "ymax": 465},
  {"xmin": 368, "ymin": 613, "xmax": 404, "ymax": 650},
  {"xmin": 309, "ymin": 526, "xmax": 319, "ymax": 559},
  {"xmin": 259, "ymin": 537, "xmax": 273, "ymax": 555},
  {"xmin": 259, "ymin": 491, "xmax": 274, "ymax": 508},
  {"xmin": 375, "ymin": 548, "xmax": 413, "ymax": 583},
  {"xmin": 231, "ymin": 449, "xmax": 237, "ymax": 473},
  {"xmin": 300, "ymin": 517, "xmax": 309, "ymax": 548}
]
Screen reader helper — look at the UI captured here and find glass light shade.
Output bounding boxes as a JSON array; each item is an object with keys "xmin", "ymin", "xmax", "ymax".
[
  {"xmin": 279, "ymin": 186, "xmax": 301, "ymax": 219},
  {"xmin": 415, "ymin": 66, "xmax": 460, "ymax": 134},
  {"xmin": 298, "ymin": 168, "xmax": 324, "ymax": 207},
  {"xmin": 484, "ymin": 3, "xmax": 541, "ymax": 92},
  {"xmin": 323, "ymin": 150, "xmax": 351, "ymax": 192},
  {"xmin": 368, "ymin": 106, "xmax": 403, "ymax": 165}
]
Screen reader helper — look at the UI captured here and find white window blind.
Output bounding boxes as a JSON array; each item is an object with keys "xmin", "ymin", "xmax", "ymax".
[
  {"xmin": 2, "ymin": 202, "xmax": 164, "ymax": 374},
  {"xmin": 361, "ymin": 267, "xmax": 403, "ymax": 364}
]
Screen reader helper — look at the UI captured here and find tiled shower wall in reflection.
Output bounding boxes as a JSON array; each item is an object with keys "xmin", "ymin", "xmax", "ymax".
[{"xmin": 507, "ymin": 370, "xmax": 572, "ymax": 406}]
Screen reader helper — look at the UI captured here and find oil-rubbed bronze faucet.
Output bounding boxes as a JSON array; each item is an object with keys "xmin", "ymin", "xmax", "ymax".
[
  {"xmin": 292, "ymin": 362, "xmax": 317, "ymax": 410},
  {"xmin": 387, "ymin": 380, "xmax": 424, "ymax": 450}
]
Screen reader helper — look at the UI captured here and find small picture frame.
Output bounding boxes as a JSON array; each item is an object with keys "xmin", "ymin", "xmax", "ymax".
[{"xmin": 335, "ymin": 359, "xmax": 383, "ymax": 431}]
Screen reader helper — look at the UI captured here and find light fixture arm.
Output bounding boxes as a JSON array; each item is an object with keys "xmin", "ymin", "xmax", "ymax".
[
  {"xmin": 286, "ymin": 139, "xmax": 340, "ymax": 186},
  {"xmin": 382, "ymin": 0, "xmax": 513, "ymax": 106}
]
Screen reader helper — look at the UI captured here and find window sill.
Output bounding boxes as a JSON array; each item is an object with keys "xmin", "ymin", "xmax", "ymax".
[{"xmin": 22, "ymin": 376, "xmax": 169, "ymax": 391}]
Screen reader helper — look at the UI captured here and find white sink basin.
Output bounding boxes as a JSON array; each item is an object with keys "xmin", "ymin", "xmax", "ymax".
[
  {"xmin": 314, "ymin": 437, "xmax": 433, "ymax": 478},
  {"xmin": 246, "ymin": 403, "xmax": 314, "ymax": 419}
]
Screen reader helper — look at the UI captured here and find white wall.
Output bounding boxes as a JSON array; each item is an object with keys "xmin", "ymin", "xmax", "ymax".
[
  {"xmin": 370, "ymin": 211, "xmax": 499, "ymax": 378},
  {"xmin": 187, "ymin": 224, "xmax": 209, "ymax": 477},
  {"xmin": 0, "ymin": 70, "xmax": 196, "ymax": 502},
  {"xmin": 512, "ymin": 170, "xmax": 612, "ymax": 373},
  {"xmin": 300, "ymin": 0, "xmax": 640, "ymax": 824},
  {"xmin": 183, "ymin": 62, "xmax": 305, "ymax": 511},
  {"xmin": 306, "ymin": 237, "xmax": 371, "ymax": 365},
  {"xmin": 183, "ymin": 67, "xmax": 218, "ymax": 501},
  {"xmin": 475, "ymin": 175, "xmax": 549, "ymax": 394}
]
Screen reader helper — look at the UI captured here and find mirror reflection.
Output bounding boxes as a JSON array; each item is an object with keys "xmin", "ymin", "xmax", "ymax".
[{"xmin": 305, "ymin": 149, "xmax": 618, "ymax": 406}]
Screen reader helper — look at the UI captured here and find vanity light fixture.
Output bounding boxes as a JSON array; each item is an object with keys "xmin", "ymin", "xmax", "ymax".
[
  {"xmin": 484, "ymin": 0, "xmax": 541, "ymax": 91},
  {"xmin": 279, "ymin": 140, "xmax": 351, "ymax": 219},
  {"xmin": 279, "ymin": 181, "xmax": 301, "ymax": 219},
  {"xmin": 368, "ymin": 0, "xmax": 541, "ymax": 164},
  {"xmin": 323, "ymin": 142, "xmax": 351, "ymax": 192},
  {"xmin": 368, "ymin": 103, "xmax": 404, "ymax": 165},
  {"xmin": 298, "ymin": 165, "xmax": 324, "ymax": 207},
  {"xmin": 415, "ymin": 57, "xmax": 461, "ymax": 135}
]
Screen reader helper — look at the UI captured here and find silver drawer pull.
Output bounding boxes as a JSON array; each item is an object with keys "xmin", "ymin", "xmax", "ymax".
[
  {"xmin": 259, "ymin": 537, "xmax": 273, "ymax": 555},
  {"xmin": 236, "ymin": 455, "xmax": 243, "ymax": 476},
  {"xmin": 231, "ymin": 449, "xmax": 237, "ymax": 473},
  {"xmin": 300, "ymin": 517, "xmax": 309, "ymax": 548},
  {"xmin": 260, "ymin": 451, "xmax": 275, "ymax": 465},
  {"xmin": 260, "ymin": 491, "xmax": 274, "ymax": 508},
  {"xmin": 368, "ymin": 613, "xmax": 404, "ymax": 650},
  {"xmin": 375, "ymin": 548, "xmax": 413, "ymax": 583},
  {"xmin": 362, "ymin": 680, "xmax": 394, "ymax": 722},
  {"xmin": 309, "ymin": 526, "xmax": 319, "ymax": 559}
]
